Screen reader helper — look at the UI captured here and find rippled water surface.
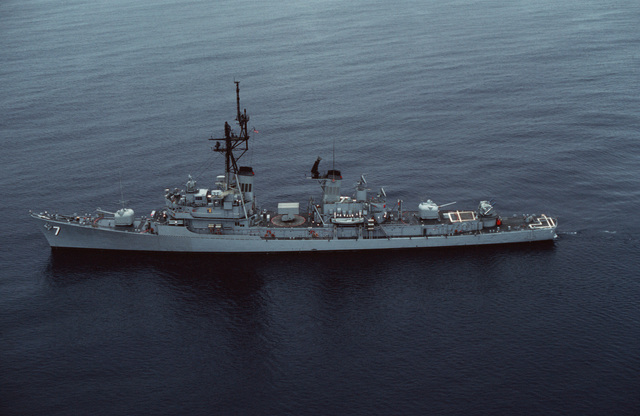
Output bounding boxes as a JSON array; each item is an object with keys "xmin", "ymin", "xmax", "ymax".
[{"xmin": 1, "ymin": 0, "xmax": 639, "ymax": 414}]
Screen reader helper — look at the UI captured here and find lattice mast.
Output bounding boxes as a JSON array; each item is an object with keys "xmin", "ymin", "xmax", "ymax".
[{"xmin": 211, "ymin": 81, "xmax": 250, "ymax": 189}]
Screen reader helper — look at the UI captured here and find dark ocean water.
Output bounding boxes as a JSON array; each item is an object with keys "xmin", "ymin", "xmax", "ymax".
[{"xmin": 2, "ymin": 0, "xmax": 639, "ymax": 414}]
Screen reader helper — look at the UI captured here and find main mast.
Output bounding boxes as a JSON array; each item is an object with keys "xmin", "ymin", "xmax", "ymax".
[{"xmin": 211, "ymin": 81, "xmax": 251, "ymax": 189}]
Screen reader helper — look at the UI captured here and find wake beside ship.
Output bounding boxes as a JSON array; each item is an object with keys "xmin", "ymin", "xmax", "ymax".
[{"xmin": 31, "ymin": 82, "xmax": 557, "ymax": 253}]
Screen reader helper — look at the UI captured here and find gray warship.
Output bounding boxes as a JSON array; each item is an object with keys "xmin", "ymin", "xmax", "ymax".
[{"xmin": 32, "ymin": 82, "xmax": 557, "ymax": 253}]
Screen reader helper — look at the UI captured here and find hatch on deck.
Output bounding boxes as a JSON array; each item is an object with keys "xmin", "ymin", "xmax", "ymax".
[
  {"xmin": 528, "ymin": 214, "xmax": 556, "ymax": 229},
  {"xmin": 447, "ymin": 210, "xmax": 477, "ymax": 223}
]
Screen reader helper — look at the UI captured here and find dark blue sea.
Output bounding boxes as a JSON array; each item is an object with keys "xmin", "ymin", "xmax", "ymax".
[{"xmin": 2, "ymin": 0, "xmax": 639, "ymax": 414}]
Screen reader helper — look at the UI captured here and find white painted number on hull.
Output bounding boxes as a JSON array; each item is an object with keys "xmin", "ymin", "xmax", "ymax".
[{"xmin": 46, "ymin": 223, "xmax": 61, "ymax": 235}]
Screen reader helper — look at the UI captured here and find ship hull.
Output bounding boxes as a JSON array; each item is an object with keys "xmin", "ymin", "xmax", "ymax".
[
  {"xmin": 34, "ymin": 216, "xmax": 557, "ymax": 253},
  {"xmin": 32, "ymin": 84, "xmax": 559, "ymax": 255}
]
